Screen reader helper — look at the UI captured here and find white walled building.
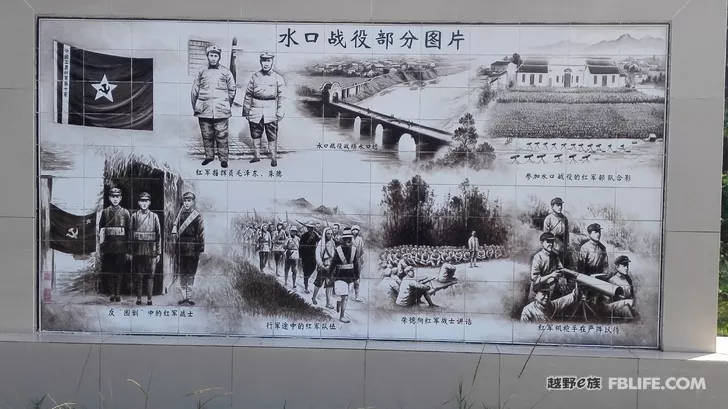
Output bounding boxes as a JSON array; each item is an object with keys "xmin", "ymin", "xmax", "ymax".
[{"xmin": 515, "ymin": 57, "xmax": 626, "ymax": 88}]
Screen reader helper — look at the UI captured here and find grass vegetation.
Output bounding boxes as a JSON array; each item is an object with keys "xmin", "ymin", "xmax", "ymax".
[{"xmin": 486, "ymin": 86, "xmax": 665, "ymax": 139}]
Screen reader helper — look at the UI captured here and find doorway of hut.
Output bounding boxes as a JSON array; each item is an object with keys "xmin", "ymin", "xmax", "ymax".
[{"xmin": 97, "ymin": 160, "xmax": 166, "ymax": 297}]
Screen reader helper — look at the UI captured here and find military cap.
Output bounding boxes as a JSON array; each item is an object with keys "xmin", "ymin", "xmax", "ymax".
[
  {"xmin": 138, "ymin": 192, "xmax": 151, "ymax": 200},
  {"xmin": 109, "ymin": 188, "xmax": 122, "ymax": 196},
  {"xmin": 351, "ymin": 225, "xmax": 361, "ymax": 231},
  {"xmin": 539, "ymin": 232, "xmax": 556, "ymax": 242},
  {"xmin": 341, "ymin": 228, "xmax": 353, "ymax": 239},
  {"xmin": 305, "ymin": 221, "xmax": 316, "ymax": 228},
  {"xmin": 260, "ymin": 51, "xmax": 275, "ymax": 60},
  {"xmin": 277, "ymin": 222, "xmax": 284, "ymax": 228},
  {"xmin": 614, "ymin": 255, "xmax": 631, "ymax": 266},
  {"xmin": 206, "ymin": 44, "xmax": 222, "ymax": 55},
  {"xmin": 290, "ymin": 226, "xmax": 298, "ymax": 232},
  {"xmin": 532, "ymin": 280, "xmax": 554, "ymax": 294},
  {"xmin": 550, "ymin": 197, "xmax": 564, "ymax": 205},
  {"xmin": 182, "ymin": 192, "xmax": 196, "ymax": 200},
  {"xmin": 587, "ymin": 223, "xmax": 602, "ymax": 233}
]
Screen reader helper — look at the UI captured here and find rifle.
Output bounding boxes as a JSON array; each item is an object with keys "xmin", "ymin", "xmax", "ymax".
[
  {"xmin": 430, "ymin": 281, "xmax": 458, "ymax": 295},
  {"xmin": 559, "ymin": 268, "xmax": 625, "ymax": 300}
]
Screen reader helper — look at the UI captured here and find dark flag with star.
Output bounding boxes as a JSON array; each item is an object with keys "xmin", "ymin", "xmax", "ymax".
[
  {"xmin": 53, "ymin": 40, "xmax": 154, "ymax": 131},
  {"xmin": 49, "ymin": 203, "xmax": 97, "ymax": 255}
]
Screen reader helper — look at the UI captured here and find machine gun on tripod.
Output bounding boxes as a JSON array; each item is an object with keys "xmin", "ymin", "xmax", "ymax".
[{"xmin": 558, "ymin": 268, "xmax": 626, "ymax": 322}]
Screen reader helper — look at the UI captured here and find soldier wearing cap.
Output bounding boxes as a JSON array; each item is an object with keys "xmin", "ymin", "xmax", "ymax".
[
  {"xmin": 313, "ymin": 227, "xmax": 336, "ymax": 308},
  {"xmin": 609, "ymin": 255, "xmax": 634, "ymax": 300},
  {"xmin": 467, "ymin": 230, "xmax": 479, "ymax": 268},
  {"xmin": 529, "ymin": 232, "xmax": 567, "ymax": 299},
  {"xmin": 520, "ymin": 279, "xmax": 581, "ymax": 323},
  {"xmin": 99, "ymin": 187, "xmax": 131, "ymax": 303},
  {"xmin": 328, "ymin": 228, "xmax": 360, "ymax": 323},
  {"xmin": 172, "ymin": 192, "xmax": 205, "ymax": 306},
  {"xmin": 272, "ymin": 222, "xmax": 288, "ymax": 277},
  {"xmin": 243, "ymin": 51, "xmax": 285, "ymax": 167},
  {"xmin": 350, "ymin": 225, "xmax": 365, "ymax": 302},
  {"xmin": 597, "ymin": 255, "xmax": 637, "ymax": 320},
  {"xmin": 283, "ymin": 225, "xmax": 301, "ymax": 288},
  {"xmin": 543, "ymin": 197, "xmax": 570, "ymax": 266},
  {"xmin": 191, "ymin": 44, "xmax": 236, "ymax": 168},
  {"xmin": 299, "ymin": 221, "xmax": 320, "ymax": 293},
  {"xmin": 130, "ymin": 192, "xmax": 161, "ymax": 305},
  {"xmin": 578, "ymin": 223, "xmax": 609, "ymax": 277}
]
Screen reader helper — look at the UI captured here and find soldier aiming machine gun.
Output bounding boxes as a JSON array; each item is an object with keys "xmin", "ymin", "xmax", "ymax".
[{"xmin": 558, "ymin": 268, "xmax": 626, "ymax": 322}]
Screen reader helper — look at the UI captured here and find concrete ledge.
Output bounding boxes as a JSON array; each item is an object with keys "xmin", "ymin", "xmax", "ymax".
[{"xmin": 0, "ymin": 336, "xmax": 726, "ymax": 409}]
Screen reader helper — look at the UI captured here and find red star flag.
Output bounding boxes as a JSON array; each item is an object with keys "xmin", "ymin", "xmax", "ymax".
[{"xmin": 53, "ymin": 40, "xmax": 154, "ymax": 130}]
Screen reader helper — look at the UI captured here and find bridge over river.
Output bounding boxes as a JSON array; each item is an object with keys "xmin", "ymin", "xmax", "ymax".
[{"xmin": 317, "ymin": 81, "xmax": 453, "ymax": 150}]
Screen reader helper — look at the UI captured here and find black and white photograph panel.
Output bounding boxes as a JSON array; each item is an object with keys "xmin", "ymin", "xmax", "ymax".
[{"xmin": 37, "ymin": 19, "xmax": 667, "ymax": 347}]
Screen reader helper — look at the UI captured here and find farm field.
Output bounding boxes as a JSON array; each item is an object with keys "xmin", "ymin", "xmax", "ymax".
[{"xmin": 487, "ymin": 87, "xmax": 666, "ymax": 139}]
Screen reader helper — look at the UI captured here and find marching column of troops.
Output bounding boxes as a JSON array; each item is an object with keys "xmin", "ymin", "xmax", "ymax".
[
  {"xmin": 98, "ymin": 188, "xmax": 205, "ymax": 307},
  {"xmin": 241, "ymin": 221, "xmax": 365, "ymax": 323},
  {"xmin": 521, "ymin": 197, "xmax": 637, "ymax": 323}
]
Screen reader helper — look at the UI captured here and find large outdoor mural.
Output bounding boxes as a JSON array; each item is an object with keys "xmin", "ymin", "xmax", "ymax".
[{"xmin": 37, "ymin": 19, "xmax": 667, "ymax": 347}]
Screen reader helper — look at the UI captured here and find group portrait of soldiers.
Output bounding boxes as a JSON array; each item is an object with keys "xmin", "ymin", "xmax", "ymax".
[
  {"xmin": 520, "ymin": 197, "xmax": 638, "ymax": 323},
  {"xmin": 241, "ymin": 221, "xmax": 365, "ymax": 323},
  {"xmin": 191, "ymin": 44, "xmax": 285, "ymax": 168},
  {"xmin": 98, "ymin": 188, "xmax": 205, "ymax": 307}
]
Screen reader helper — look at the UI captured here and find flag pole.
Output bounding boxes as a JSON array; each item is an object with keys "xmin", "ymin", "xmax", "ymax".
[{"xmin": 39, "ymin": 176, "xmax": 55, "ymax": 293}]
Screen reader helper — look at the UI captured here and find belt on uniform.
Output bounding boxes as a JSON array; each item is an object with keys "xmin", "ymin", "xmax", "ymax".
[
  {"xmin": 105, "ymin": 227, "xmax": 125, "ymax": 236},
  {"xmin": 253, "ymin": 96, "xmax": 277, "ymax": 101},
  {"xmin": 133, "ymin": 232, "xmax": 156, "ymax": 241},
  {"xmin": 339, "ymin": 264, "xmax": 354, "ymax": 270}
]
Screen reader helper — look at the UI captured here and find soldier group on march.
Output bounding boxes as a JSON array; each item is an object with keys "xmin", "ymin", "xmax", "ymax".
[
  {"xmin": 521, "ymin": 197, "xmax": 637, "ymax": 323},
  {"xmin": 191, "ymin": 44, "xmax": 284, "ymax": 168},
  {"xmin": 98, "ymin": 188, "xmax": 204, "ymax": 307},
  {"xmin": 241, "ymin": 220, "xmax": 366, "ymax": 323}
]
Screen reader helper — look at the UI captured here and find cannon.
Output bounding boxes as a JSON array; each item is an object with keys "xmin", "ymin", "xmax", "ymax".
[{"xmin": 560, "ymin": 268, "xmax": 625, "ymax": 301}]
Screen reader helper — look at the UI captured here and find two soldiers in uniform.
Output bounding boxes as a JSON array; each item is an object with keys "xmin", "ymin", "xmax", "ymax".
[
  {"xmin": 100, "ymin": 189, "xmax": 161, "ymax": 306},
  {"xmin": 191, "ymin": 45, "xmax": 237, "ymax": 169},
  {"xmin": 172, "ymin": 192, "xmax": 205, "ymax": 306}
]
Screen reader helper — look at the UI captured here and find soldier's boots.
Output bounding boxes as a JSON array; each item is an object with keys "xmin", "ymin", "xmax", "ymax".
[
  {"xmin": 271, "ymin": 159, "xmax": 277, "ymax": 167},
  {"xmin": 250, "ymin": 158, "xmax": 261, "ymax": 163},
  {"xmin": 136, "ymin": 298, "xmax": 142, "ymax": 306},
  {"xmin": 221, "ymin": 161, "xmax": 228, "ymax": 168},
  {"xmin": 147, "ymin": 297, "xmax": 152, "ymax": 306},
  {"xmin": 201, "ymin": 159, "xmax": 213, "ymax": 166},
  {"xmin": 109, "ymin": 295, "xmax": 121, "ymax": 302}
]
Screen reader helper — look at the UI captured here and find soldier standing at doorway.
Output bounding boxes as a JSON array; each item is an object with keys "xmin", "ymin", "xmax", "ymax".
[
  {"xmin": 172, "ymin": 192, "xmax": 205, "ymax": 306},
  {"xmin": 130, "ymin": 192, "xmax": 162, "ymax": 306},
  {"xmin": 191, "ymin": 44, "xmax": 236, "ymax": 168},
  {"xmin": 99, "ymin": 187, "xmax": 131, "ymax": 303},
  {"xmin": 243, "ymin": 51, "xmax": 286, "ymax": 167}
]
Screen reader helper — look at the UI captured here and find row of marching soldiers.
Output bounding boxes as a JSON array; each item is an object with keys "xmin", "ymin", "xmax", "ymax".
[{"xmin": 241, "ymin": 221, "xmax": 365, "ymax": 323}]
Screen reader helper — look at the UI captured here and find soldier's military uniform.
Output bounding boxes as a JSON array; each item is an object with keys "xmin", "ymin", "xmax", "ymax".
[
  {"xmin": 243, "ymin": 51, "xmax": 285, "ymax": 167},
  {"xmin": 191, "ymin": 44, "xmax": 236, "ymax": 167},
  {"xmin": 99, "ymin": 188, "xmax": 131, "ymax": 302},
  {"xmin": 172, "ymin": 192, "xmax": 205, "ymax": 306},
  {"xmin": 130, "ymin": 192, "xmax": 162, "ymax": 305},
  {"xmin": 529, "ymin": 232, "xmax": 566, "ymax": 299},
  {"xmin": 578, "ymin": 223, "xmax": 609, "ymax": 277},
  {"xmin": 299, "ymin": 222, "xmax": 320, "ymax": 293},
  {"xmin": 543, "ymin": 197, "xmax": 570, "ymax": 266},
  {"xmin": 520, "ymin": 281, "xmax": 581, "ymax": 323},
  {"xmin": 328, "ymin": 228, "xmax": 359, "ymax": 323},
  {"xmin": 351, "ymin": 225, "xmax": 365, "ymax": 302}
]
